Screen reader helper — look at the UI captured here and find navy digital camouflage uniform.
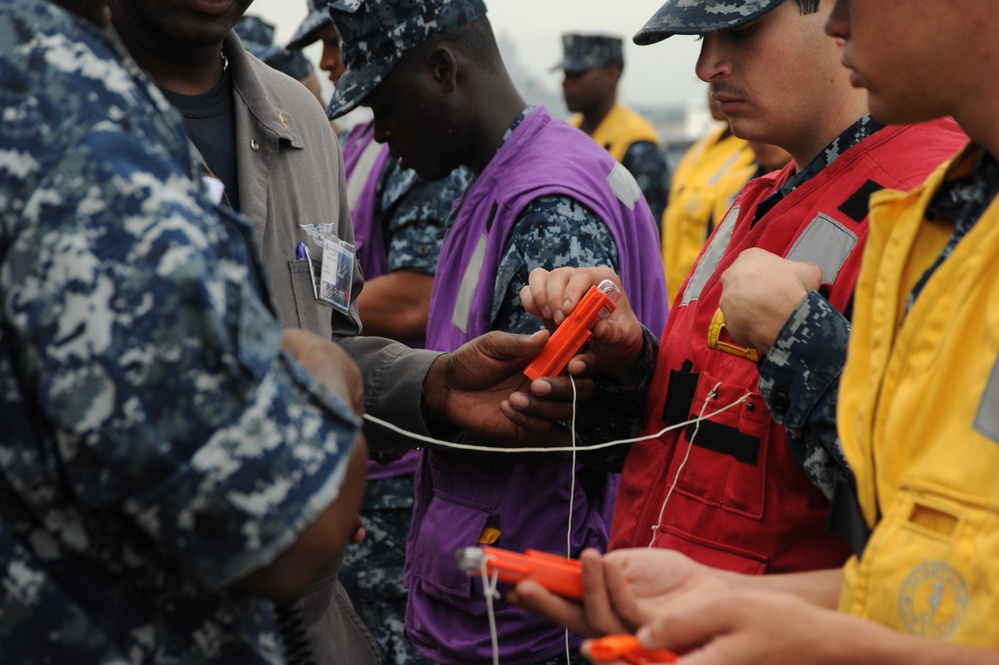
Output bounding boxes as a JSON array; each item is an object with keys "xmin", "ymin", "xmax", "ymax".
[
  {"xmin": 338, "ymin": 160, "xmax": 470, "ymax": 665},
  {"xmin": 377, "ymin": 160, "xmax": 473, "ymax": 278},
  {"xmin": 0, "ymin": 2, "xmax": 361, "ymax": 662},
  {"xmin": 492, "ymin": 108, "xmax": 621, "ymax": 335}
]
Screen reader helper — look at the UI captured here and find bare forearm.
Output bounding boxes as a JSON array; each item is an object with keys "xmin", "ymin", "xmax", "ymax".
[
  {"xmin": 357, "ymin": 270, "xmax": 433, "ymax": 341},
  {"xmin": 736, "ymin": 567, "xmax": 844, "ymax": 608},
  {"xmin": 821, "ymin": 610, "xmax": 999, "ymax": 665}
]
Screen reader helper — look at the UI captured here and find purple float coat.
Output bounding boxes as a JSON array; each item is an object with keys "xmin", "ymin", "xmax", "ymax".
[{"xmin": 406, "ymin": 106, "xmax": 667, "ymax": 664}]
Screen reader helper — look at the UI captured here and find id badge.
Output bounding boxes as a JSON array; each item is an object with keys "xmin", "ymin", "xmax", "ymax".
[{"xmin": 318, "ymin": 235, "xmax": 355, "ymax": 315}]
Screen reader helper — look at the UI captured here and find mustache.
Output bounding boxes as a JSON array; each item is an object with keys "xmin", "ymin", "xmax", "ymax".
[{"xmin": 710, "ymin": 83, "xmax": 749, "ymax": 98}]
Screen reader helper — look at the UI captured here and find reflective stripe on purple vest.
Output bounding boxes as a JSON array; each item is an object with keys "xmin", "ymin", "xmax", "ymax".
[{"xmin": 343, "ymin": 121, "xmax": 392, "ymax": 280}]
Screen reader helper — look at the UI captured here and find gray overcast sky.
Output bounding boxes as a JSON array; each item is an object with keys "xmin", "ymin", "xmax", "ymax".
[{"xmin": 249, "ymin": 0, "xmax": 707, "ymax": 110}]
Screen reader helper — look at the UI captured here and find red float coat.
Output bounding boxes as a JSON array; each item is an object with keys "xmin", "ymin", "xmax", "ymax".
[{"xmin": 610, "ymin": 118, "xmax": 966, "ymax": 574}]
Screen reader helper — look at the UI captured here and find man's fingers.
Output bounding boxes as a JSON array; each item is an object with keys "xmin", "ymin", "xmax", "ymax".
[{"xmin": 509, "ymin": 579, "xmax": 596, "ymax": 636}]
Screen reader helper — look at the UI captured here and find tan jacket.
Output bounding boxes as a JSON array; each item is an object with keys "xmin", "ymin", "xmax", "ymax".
[{"xmin": 223, "ymin": 32, "xmax": 379, "ymax": 665}]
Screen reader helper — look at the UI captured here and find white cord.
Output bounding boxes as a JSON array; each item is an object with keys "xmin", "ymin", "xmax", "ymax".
[
  {"xmin": 647, "ymin": 382, "xmax": 723, "ymax": 547},
  {"xmin": 564, "ymin": 376, "xmax": 577, "ymax": 664},
  {"xmin": 376, "ymin": 382, "xmax": 751, "ymax": 664},
  {"xmin": 361, "ymin": 393, "xmax": 750, "ymax": 454},
  {"xmin": 479, "ymin": 557, "xmax": 501, "ymax": 665}
]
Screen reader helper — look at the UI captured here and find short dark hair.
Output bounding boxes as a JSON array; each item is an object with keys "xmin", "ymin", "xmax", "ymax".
[{"xmin": 405, "ymin": 15, "xmax": 504, "ymax": 75}]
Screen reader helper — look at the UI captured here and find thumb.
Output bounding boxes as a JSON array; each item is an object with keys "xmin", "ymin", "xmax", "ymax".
[
  {"xmin": 790, "ymin": 261, "xmax": 824, "ymax": 292},
  {"xmin": 474, "ymin": 329, "xmax": 549, "ymax": 363}
]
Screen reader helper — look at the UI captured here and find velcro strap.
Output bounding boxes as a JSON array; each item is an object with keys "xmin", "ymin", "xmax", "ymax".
[
  {"xmin": 662, "ymin": 360, "xmax": 697, "ymax": 426},
  {"xmin": 683, "ymin": 420, "xmax": 760, "ymax": 466},
  {"xmin": 838, "ymin": 179, "xmax": 885, "ymax": 223}
]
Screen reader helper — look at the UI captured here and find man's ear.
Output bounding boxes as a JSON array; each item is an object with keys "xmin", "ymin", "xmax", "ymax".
[
  {"xmin": 604, "ymin": 65, "xmax": 623, "ymax": 87},
  {"xmin": 428, "ymin": 46, "xmax": 459, "ymax": 93}
]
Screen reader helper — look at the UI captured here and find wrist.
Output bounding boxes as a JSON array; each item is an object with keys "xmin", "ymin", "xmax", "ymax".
[{"xmin": 422, "ymin": 354, "xmax": 450, "ymax": 426}]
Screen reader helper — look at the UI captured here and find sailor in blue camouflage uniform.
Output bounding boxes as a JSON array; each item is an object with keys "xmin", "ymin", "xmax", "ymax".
[
  {"xmin": 326, "ymin": 1, "xmax": 667, "ymax": 662},
  {"xmin": 0, "ymin": 0, "xmax": 366, "ymax": 662},
  {"xmin": 334, "ymin": 110, "xmax": 615, "ymax": 665},
  {"xmin": 554, "ymin": 33, "xmax": 670, "ymax": 224}
]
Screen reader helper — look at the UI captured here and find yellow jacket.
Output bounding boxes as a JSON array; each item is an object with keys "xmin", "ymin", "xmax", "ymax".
[
  {"xmin": 569, "ymin": 103, "xmax": 660, "ymax": 164},
  {"xmin": 661, "ymin": 125, "xmax": 757, "ymax": 304},
  {"xmin": 838, "ymin": 144, "xmax": 999, "ymax": 646}
]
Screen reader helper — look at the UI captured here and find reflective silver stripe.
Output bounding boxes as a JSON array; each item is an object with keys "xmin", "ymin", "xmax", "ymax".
[
  {"xmin": 346, "ymin": 138, "xmax": 385, "ymax": 212},
  {"xmin": 452, "ymin": 234, "xmax": 489, "ymax": 334},
  {"xmin": 708, "ymin": 149, "xmax": 746, "ymax": 187},
  {"xmin": 681, "ymin": 205, "xmax": 740, "ymax": 306},
  {"xmin": 975, "ymin": 354, "xmax": 999, "ymax": 443},
  {"xmin": 608, "ymin": 162, "xmax": 642, "ymax": 210},
  {"xmin": 785, "ymin": 213, "xmax": 858, "ymax": 283}
]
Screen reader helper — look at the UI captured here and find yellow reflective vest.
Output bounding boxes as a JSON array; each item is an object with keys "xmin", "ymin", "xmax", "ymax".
[
  {"xmin": 838, "ymin": 144, "xmax": 999, "ymax": 646},
  {"xmin": 661, "ymin": 125, "xmax": 757, "ymax": 304},
  {"xmin": 569, "ymin": 103, "xmax": 661, "ymax": 164}
]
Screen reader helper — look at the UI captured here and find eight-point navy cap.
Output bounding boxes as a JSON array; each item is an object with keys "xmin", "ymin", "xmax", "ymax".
[
  {"xmin": 326, "ymin": 0, "xmax": 487, "ymax": 120},
  {"xmin": 551, "ymin": 34, "xmax": 624, "ymax": 74},
  {"xmin": 634, "ymin": 0, "xmax": 784, "ymax": 45}
]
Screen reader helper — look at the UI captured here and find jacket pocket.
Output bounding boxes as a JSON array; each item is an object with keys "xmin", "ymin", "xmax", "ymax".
[
  {"xmin": 409, "ymin": 487, "xmax": 492, "ymax": 617},
  {"xmin": 673, "ymin": 367, "xmax": 772, "ymax": 520},
  {"xmin": 287, "ymin": 258, "xmax": 326, "ymax": 332},
  {"xmin": 851, "ymin": 481, "xmax": 999, "ymax": 644}
]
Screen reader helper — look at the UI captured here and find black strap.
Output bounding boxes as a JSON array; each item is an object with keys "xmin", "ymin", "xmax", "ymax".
[
  {"xmin": 662, "ymin": 360, "xmax": 698, "ymax": 426},
  {"xmin": 838, "ymin": 179, "xmax": 885, "ymax": 223},
  {"xmin": 827, "ymin": 478, "xmax": 874, "ymax": 558},
  {"xmin": 683, "ymin": 420, "xmax": 760, "ymax": 466}
]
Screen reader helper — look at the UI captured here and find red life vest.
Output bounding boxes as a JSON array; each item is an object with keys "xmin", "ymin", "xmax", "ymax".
[{"xmin": 610, "ymin": 118, "xmax": 967, "ymax": 574}]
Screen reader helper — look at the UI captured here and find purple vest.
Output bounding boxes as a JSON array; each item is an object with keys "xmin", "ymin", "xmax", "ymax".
[
  {"xmin": 343, "ymin": 122, "xmax": 420, "ymax": 480},
  {"xmin": 405, "ymin": 106, "xmax": 668, "ymax": 664},
  {"xmin": 343, "ymin": 122, "xmax": 392, "ymax": 281}
]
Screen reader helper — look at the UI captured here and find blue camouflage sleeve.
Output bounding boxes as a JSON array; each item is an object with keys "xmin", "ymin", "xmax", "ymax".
[
  {"xmin": 757, "ymin": 291, "xmax": 853, "ymax": 498},
  {"xmin": 6, "ymin": 114, "xmax": 362, "ymax": 590},
  {"xmin": 491, "ymin": 195, "xmax": 620, "ymax": 334},
  {"xmin": 622, "ymin": 140, "xmax": 670, "ymax": 223},
  {"xmin": 379, "ymin": 164, "xmax": 472, "ymax": 275}
]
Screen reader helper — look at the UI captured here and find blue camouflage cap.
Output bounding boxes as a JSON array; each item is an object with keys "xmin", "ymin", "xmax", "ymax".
[
  {"xmin": 234, "ymin": 15, "xmax": 315, "ymax": 82},
  {"xmin": 634, "ymin": 0, "xmax": 784, "ymax": 45},
  {"xmin": 551, "ymin": 34, "xmax": 624, "ymax": 74},
  {"xmin": 256, "ymin": 46, "xmax": 316, "ymax": 81},
  {"xmin": 326, "ymin": 0, "xmax": 487, "ymax": 120},
  {"xmin": 234, "ymin": 15, "xmax": 277, "ymax": 49},
  {"xmin": 287, "ymin": 0, "xmax": 333, "ymax": 51}
]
